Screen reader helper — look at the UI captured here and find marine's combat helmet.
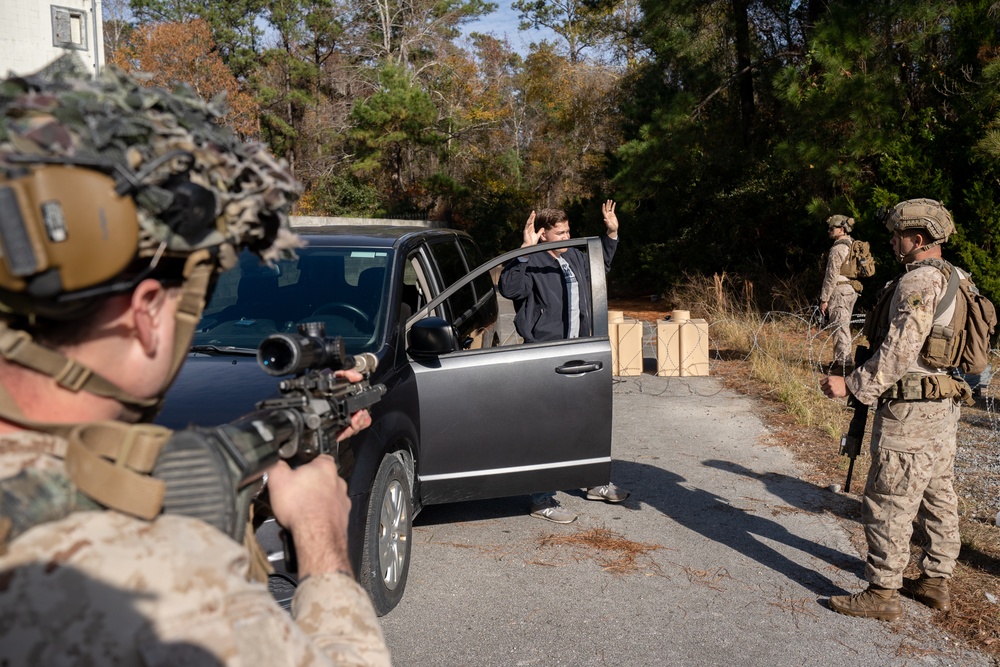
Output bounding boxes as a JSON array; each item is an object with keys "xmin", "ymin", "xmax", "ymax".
[
  {"xmin": 0, "ymin": 55, "xmax": 302, "ymax": 419},
  {"xmin": 884, "ymin": 198, "xmax": 955, "ymax": 247},
  {"xmin": 826, "ymin": 214, "xmax": 854, "ymax": 233}
]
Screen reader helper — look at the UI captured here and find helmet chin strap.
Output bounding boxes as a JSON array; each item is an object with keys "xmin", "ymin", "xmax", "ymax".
[
  {"xmin": 898, "ymin": 237, "xmax": 945, "ymax": 264},
  {"xmin": 0, "ymin": 249, "xmax": 217, "ymax": 423},
  {"xmin": 135, "ymin": 249, "xmax": 216, "ymax": 422},
  {"xmin": 0, "ymin": 249, "xmax": 220, "ymax": 521}
]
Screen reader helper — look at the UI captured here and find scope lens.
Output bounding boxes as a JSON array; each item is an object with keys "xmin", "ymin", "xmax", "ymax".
[{"xmin": 258, "ymin": 335, "xmax": 299, "ymax": 376}]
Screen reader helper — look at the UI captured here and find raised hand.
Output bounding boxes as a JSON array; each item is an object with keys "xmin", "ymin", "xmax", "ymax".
[
  {"xmin": 521, "ymin": 211, "xmax": 544, "ymax": 248},
  {"xmin": 602, "ymin": 200, "xmax": 619, "ymax": 237}
]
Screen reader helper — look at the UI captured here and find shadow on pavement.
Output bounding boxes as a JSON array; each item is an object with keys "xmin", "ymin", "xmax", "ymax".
[
  {"xmin": 702, "ymin": 459, "xmax": 864, "ymax": 521},
  {"xmin": 615, "ymin": 459, "xmax": 863, "ymax": 596},
  {"xmin": 412, "ymin": 495, "xmax": 529, "ymax": 527}
]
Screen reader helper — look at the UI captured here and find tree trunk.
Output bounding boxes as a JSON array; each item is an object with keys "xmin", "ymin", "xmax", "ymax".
[{"xmin": 732, "ymin": 0, "xmax": 755, "ymax": 144}]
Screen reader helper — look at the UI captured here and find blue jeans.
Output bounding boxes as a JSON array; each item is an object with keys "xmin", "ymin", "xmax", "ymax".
[{"xmin": 530, "ymin": 491, "xmax": 556, "ymax": 507}]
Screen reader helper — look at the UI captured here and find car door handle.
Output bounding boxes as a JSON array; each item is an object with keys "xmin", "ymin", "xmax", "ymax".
[{"xmin": 555, "ymin": 360, "xmax": 603, "ymax": 374}]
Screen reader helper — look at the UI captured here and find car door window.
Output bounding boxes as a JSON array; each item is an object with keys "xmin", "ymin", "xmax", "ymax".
[
  {"xmin": 489, "ymin": 240, "xmax": 606, "ymax": 348},
  {"xmin": 427, "ymin": 239, "xmax": 477, "ymax": 326},
  {"xmin": 403, "ymin": 250, "xmax": 437, "ymax": 322}
]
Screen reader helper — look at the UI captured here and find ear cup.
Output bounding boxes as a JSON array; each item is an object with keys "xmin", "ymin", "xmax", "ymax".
[{"xmin": 0, "ymin": 166, "xmax": 138, "ymax": 294}]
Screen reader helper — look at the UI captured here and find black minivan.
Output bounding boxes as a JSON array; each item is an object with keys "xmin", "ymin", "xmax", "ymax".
[{"xmin": 158, "ymin": 225, "xmax": 614, "ymax": 615}]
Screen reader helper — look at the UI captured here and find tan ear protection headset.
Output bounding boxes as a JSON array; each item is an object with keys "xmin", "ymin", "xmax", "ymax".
[{"xmin": 0, "ymin": 165, "xmax": 139, "ymax": 297}]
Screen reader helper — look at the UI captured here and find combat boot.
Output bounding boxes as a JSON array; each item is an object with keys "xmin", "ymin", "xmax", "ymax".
[
  {"xmin": 901, "ymin": 575, "xmax": 951, "ymax": 611},
  {"xmin": 828, "ymin": 585, "xmax": 902, "ymax": 621}
]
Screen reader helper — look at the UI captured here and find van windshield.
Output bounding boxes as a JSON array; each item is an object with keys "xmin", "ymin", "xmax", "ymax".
[{"xmin": 192, "ymin": 247, "xmax": 392, "ymax": 355}]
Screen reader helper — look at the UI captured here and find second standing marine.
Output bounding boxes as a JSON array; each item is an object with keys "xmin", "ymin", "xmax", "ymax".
[{"xmin": 819, "ymin": 214, "xmax": 861, "ymax": 369}]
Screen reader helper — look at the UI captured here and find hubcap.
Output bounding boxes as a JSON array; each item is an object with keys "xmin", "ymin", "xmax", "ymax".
[{"xmin": 378, "ymin": 479, "xmax": 408, "ymax": 590}]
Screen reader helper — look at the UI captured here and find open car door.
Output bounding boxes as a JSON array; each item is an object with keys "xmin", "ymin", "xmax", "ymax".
[{"xmin": 407, "ymin": 237, "xmax": 613, "ymax": 505}]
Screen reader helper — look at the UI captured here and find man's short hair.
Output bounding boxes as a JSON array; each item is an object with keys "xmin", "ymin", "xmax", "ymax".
[{"xmin": 534, "ymin": 208, "xmax": 569, "ymax": 232}]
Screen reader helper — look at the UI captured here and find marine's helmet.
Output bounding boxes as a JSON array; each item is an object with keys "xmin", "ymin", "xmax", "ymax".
[
  {"xmin": 884, "ymin": 198, "xmax": 955, "ymax": 248},
  {"xmin": 0, "ymin": 55, "xmax": 302, "ymax": 419},
  {"xmin": 826, "ymin": 214, "xmax": 854, "ymax": 233}
]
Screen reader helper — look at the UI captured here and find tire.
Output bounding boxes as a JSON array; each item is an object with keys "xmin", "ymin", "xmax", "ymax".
[{"xmin": 360, "ymin": 452, "xmax": 412, "ymax": 616}]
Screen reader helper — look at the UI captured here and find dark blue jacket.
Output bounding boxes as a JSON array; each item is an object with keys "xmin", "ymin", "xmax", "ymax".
[{"xmin": 498, "ymin": 235, "xmax": 617, "ymax": 343}]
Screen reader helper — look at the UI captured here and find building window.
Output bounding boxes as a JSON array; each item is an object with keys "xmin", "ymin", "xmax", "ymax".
[{"xmin": 51, "ymin": 6, "xmax": 88, "ymax": 51}]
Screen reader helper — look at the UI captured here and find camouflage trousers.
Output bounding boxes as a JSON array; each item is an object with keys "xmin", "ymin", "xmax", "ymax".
[
  {"xmin": 862, "ymin": 397, "xmax": 961, "ymax": 589},
  {"xmin": 827, "ymin": 284, "xmax": 858, "ymax": 365}
]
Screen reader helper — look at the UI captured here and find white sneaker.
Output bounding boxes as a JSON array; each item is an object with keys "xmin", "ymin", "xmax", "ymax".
[
  {"xmin": 530, "ymin": 500, "xmax": 577, "ymax": 523},
  {"xmin": 585, "ymin": 483, "xmax": 630, "ymax": 503}
]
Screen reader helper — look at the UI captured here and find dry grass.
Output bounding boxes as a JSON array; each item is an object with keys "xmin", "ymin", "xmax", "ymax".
[{"xmin": 611, "ymin": 276, "xmax": 1000, "ymax": 658}]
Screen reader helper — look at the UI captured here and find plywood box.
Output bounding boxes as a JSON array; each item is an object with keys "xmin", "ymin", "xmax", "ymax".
[
  {"xmin": 611, "ymin": 317, "xmax": 643, "ymax": 376},
  {"xmin": 656, "ymin": 319, "xmax": 682, "ymax": 377},
  {"xmin": 679, "ymin": 318, "xmax": 710, "ymax": 376},
  {"xmin": 608, "ymin": 309, "xmax": 624, "ymax": 375},
  {"xmin": 657, "ymin": 316, "xmax": 710, "ymax": 377}
]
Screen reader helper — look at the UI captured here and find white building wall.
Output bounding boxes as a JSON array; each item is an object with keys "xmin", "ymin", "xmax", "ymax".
[{"xmin": 0, "ymin": 0, "xmax": 104, "ymax": 77}]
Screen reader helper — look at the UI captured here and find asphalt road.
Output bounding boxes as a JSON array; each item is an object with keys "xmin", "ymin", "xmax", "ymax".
[{"xmin": 378, "ymin": 369, "xmax": 989, "ymax": 666}]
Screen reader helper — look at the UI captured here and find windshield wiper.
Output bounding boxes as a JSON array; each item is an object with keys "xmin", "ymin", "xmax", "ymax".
[{"xmin": 189, "ymin": 344, "xmax": 258, "ymax": 355}]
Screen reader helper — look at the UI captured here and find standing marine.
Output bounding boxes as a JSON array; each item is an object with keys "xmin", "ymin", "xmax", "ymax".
[
  {"xmin": 820, "ymin": 198, "xmax": 973, "ymax": 620},
  {"xmin": 819, "ymin": 214, "xmax": 861, "ymax": 369}
]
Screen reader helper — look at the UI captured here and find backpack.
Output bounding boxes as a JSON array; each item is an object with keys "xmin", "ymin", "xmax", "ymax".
[
  {"xmin": 839, "ymin": 239, "xmax": 877, "ymax": 279},
  {"xmin": 865, "ymin": 259, "xmax": 997, "ymax": 374},
  {"xmin": 921, "ymin": 260, "xmax": 997, "ymax": 375}
]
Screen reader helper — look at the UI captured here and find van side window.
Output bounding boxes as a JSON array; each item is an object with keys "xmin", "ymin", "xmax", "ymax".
[{"xmin": 428, "ymin": 239, "xmax": 478, "ymax": 331}]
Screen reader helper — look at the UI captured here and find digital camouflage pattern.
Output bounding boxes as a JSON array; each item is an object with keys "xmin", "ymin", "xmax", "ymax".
[
  {"xmin": 844, "ymin": 263, "xmax": 961, "ymax": 589},
  {"xmin": 820, "ymin": 237, "xmax": 858, "ymax": 365},
  {"xmin": 0, "ymin": 54, "xmax": 302, "ymax": 273},
  {"xmin": 0, "ymin": 431, "xmax": 392, "ymax": 667},
  {"xmin": 846, "ymin": 265, "xmax": 953, "ymax": 406},
  {"xmin": 862, "ymin": 399, "xmax": 960, "ymax": 588},
  {"xmin": 820, "ymin": 237, "xmax": 853, "ymax": 303}
]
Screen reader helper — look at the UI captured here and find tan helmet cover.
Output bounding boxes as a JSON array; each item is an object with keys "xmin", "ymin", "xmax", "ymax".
[
  {"xmin": 826, "ymin": 214, "xmax": 854, "ymax": 232},
  {"xmin": 884, "ymin": 198, "xmax": 955, "ymax": 243}
]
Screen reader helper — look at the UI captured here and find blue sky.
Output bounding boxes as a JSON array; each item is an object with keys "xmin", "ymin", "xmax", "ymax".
[{"xmin": 461, "ymin": 2, "xmax": 555, "ymax": 55}]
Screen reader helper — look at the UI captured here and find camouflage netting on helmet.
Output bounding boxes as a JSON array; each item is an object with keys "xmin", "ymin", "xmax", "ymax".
[{"xmin": 0, "ymin": 55, "xmax": 302, "ymax": 271}]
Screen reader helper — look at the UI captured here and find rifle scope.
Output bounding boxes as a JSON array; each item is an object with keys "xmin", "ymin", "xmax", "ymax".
[{"xmin": 257, "ymin": 322, "xmax": 353, "ymax": 376}]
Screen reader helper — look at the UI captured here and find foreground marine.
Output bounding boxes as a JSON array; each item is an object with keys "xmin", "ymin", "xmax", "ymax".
[{"xmin": 0, "ymin": 57, "xmax": 391, "ymax": 665}]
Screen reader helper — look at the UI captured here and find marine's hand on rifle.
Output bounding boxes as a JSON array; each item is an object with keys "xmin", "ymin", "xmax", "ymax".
[
  {"xmin": 331, "ymin": 368, "xmax": 373, "ymax": 442},
  {"xmin": 821, "ymin": 375, "xmax": 848, "ymax": 398},
  {"xmin": 266, "ymin": 455, "xmax": 353, "ymax": 578}
]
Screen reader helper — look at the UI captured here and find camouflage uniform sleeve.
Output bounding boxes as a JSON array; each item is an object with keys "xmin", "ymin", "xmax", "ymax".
[
  {"xmin": 292, "ymin": 572, "xmax": 392, "ymax": 667},
  {"xmin": 845, "ymin": 266, "xmax": 945, "ymax": 405},
  {"xmin": 819, "ymin": 242, "xmax": 850, "ymax": 302}
]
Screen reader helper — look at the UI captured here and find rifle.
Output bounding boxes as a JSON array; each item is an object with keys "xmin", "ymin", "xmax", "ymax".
[
  {"xmin": 810, "ymin": 300, "xmax": 828, "ymax": 331},
  {"xmin": 838, "ymin": 344, "xmax": 872, "ymax": 493},
  {"xmin": 154, "ymin": 321, "xmax": 386, "ymax": 541}
]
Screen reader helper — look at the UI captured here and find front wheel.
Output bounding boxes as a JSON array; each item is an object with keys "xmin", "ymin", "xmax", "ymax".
[{"xmin": 360, "ymin": 452, "xmax": 412, "ymax": 615}]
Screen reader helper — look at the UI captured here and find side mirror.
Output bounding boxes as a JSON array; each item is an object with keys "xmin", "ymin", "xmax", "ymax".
[{"xmin": 408, "ymin": 317, "xmax": 460, "ymax": 357}]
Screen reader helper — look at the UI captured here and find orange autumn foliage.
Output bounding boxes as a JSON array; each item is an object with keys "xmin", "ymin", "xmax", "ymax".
[{"xmin": 107, "ymin": 19, "xmax": 258, "ymax": 137}]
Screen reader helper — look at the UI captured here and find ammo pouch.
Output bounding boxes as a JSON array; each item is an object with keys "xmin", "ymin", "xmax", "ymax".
[
  {"xmin": 879, "ymin": 373, "xmax": 973, "ymax": 405},
  {"xmin": 0, "ymin": 414, "xmax": 290, "ymax": 548},
  {"xmin": 848, "ymin": 279, "xmax": 863, "ymax": 294}
]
